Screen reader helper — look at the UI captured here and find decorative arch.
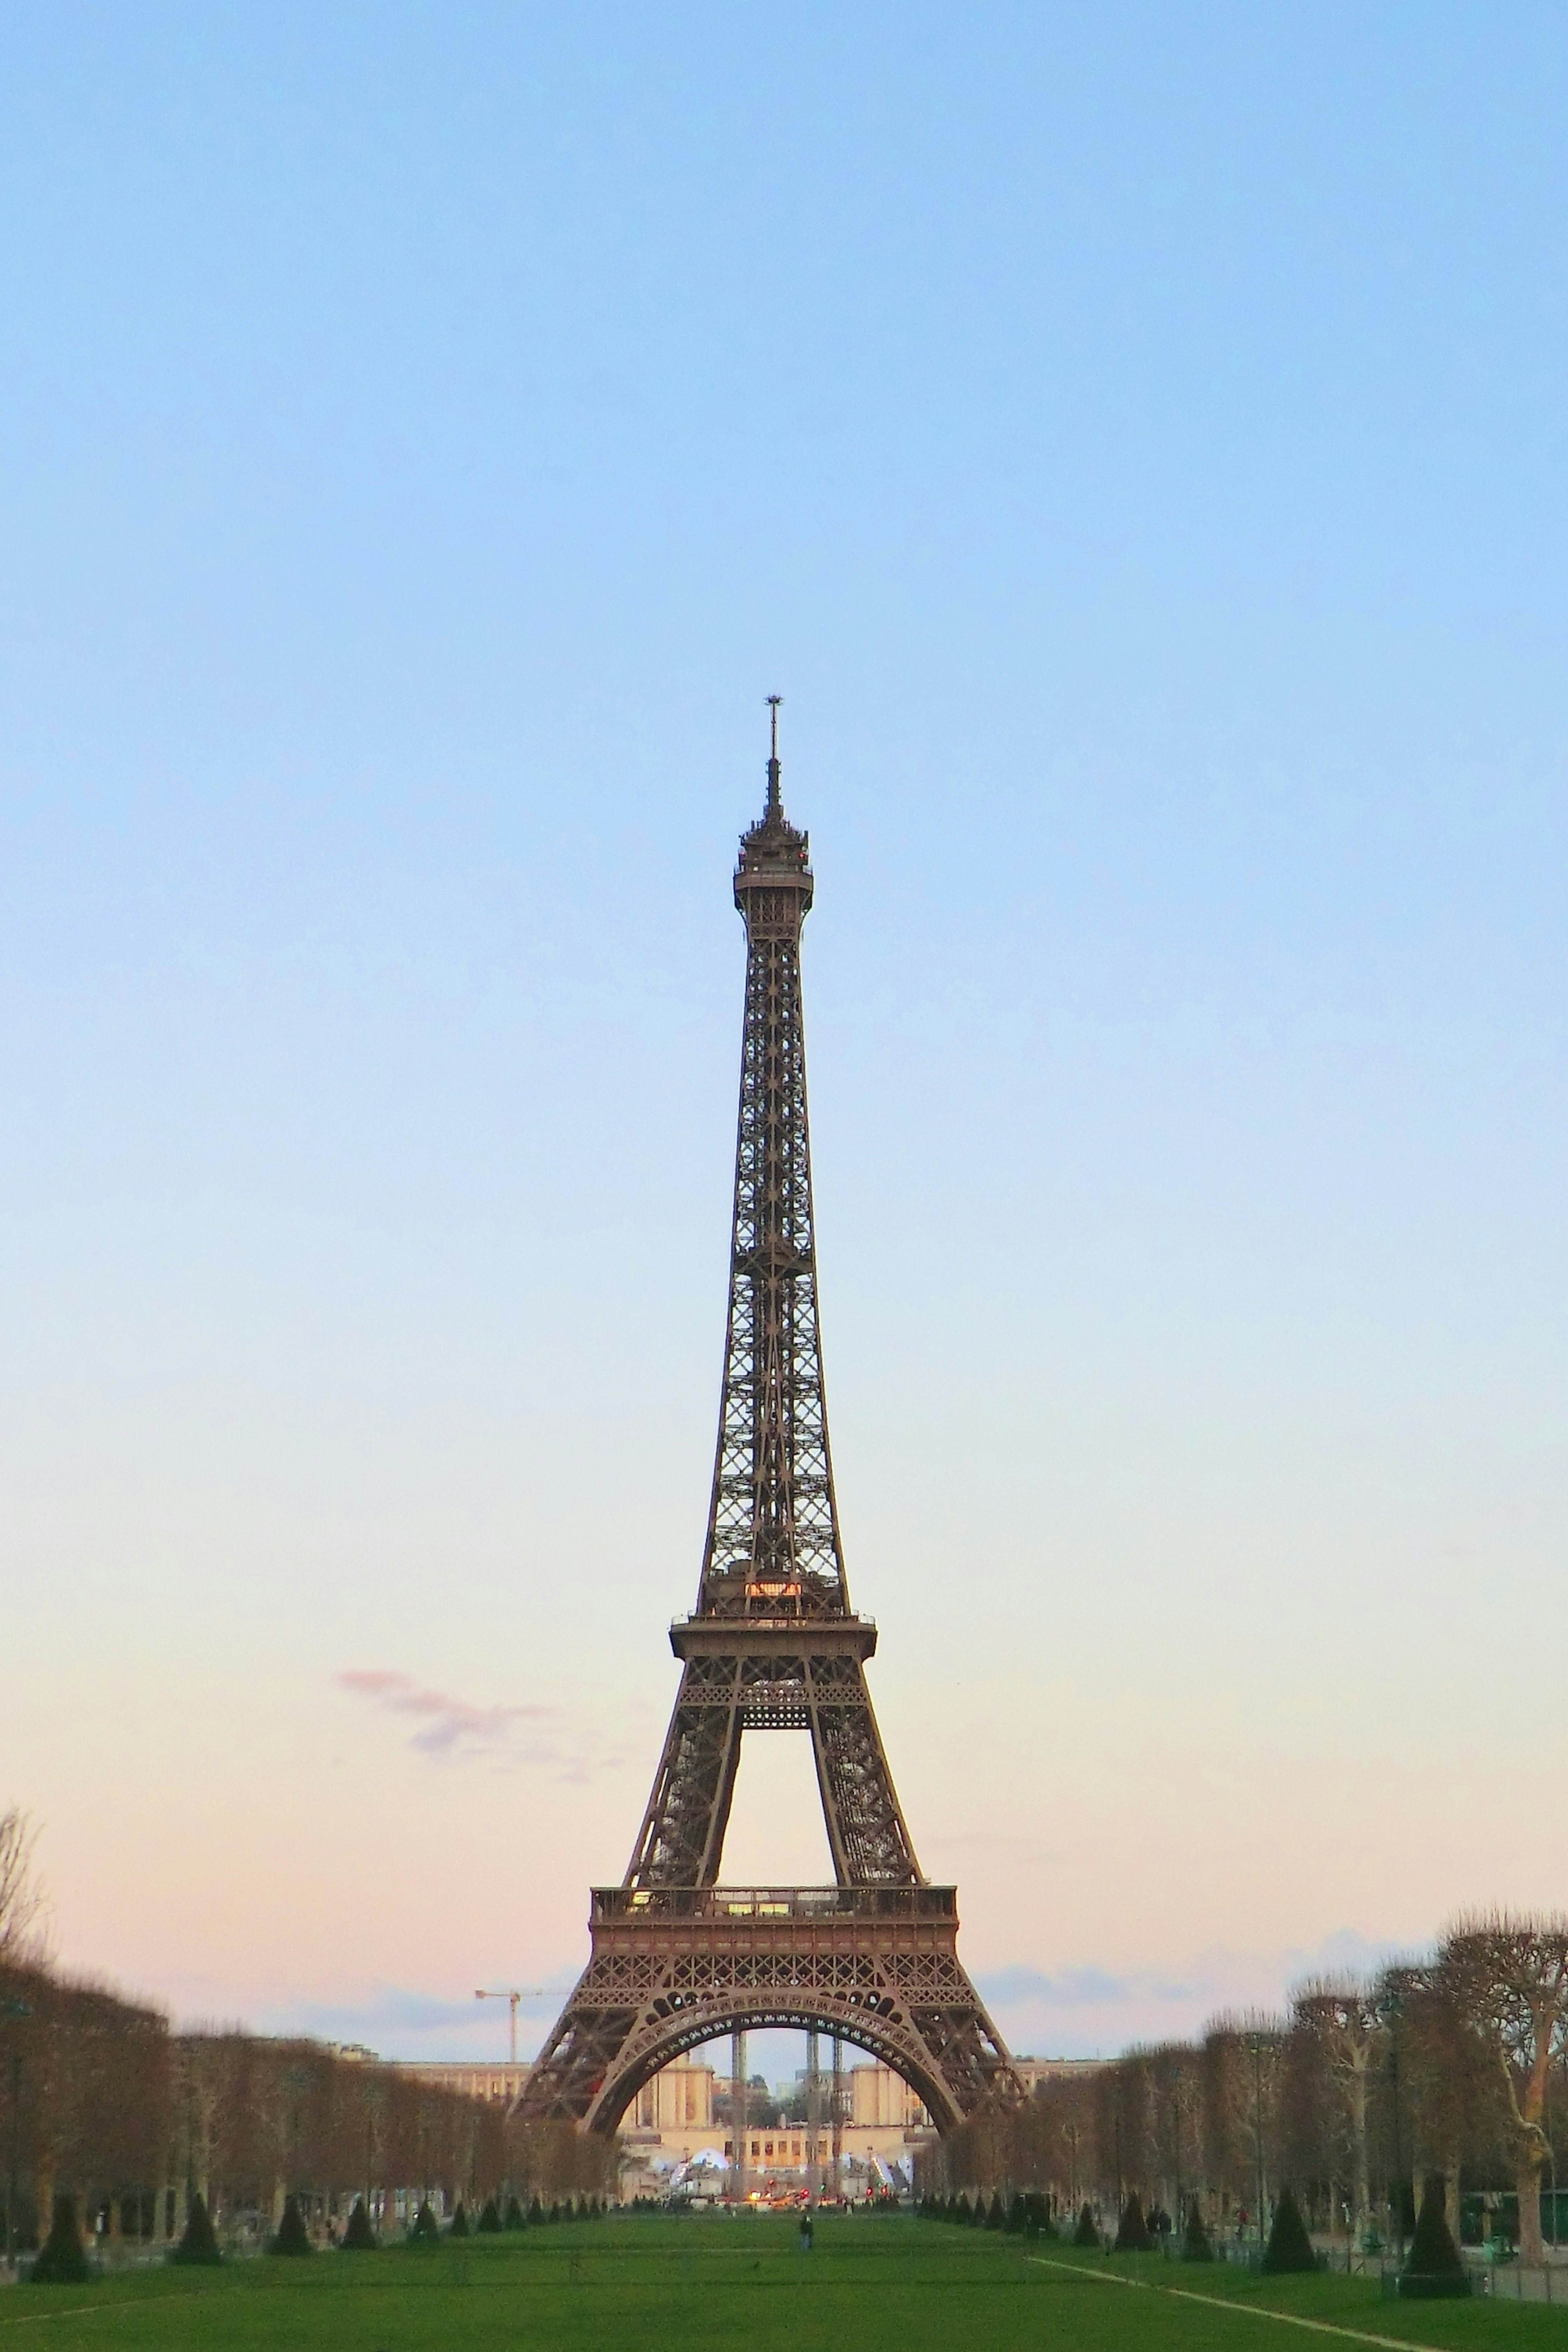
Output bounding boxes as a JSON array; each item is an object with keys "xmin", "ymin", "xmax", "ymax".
[{"xmin": 583, "ymin": 1998, "xmax": 961, "ymax": 2137}]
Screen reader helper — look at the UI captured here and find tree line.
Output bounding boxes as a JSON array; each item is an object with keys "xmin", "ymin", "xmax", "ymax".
[
  {"xmin": 925, "ymin": 1914, "xmax": 1568, "ymax": 2267},
  {"xmin": 0, "ymin": 1960, "xmax": 615, "ymax": 2253},
  {"xmin": 0, "ymin": 1815, "xmax": 615, "ymax": 2254}
]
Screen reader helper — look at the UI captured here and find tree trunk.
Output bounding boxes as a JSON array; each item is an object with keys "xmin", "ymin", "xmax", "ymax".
[
  {"xmin": 1350, "ymin": 2068, "xmax": 1370, "ymax": 2248},
  {"xmin": 1443, "ymin": 2158, "xmax": 1461, "ymax": 2249},
  {"xmin": 1517, "ymin": 2154, "xmax": 1544, "ymax": 2267}
]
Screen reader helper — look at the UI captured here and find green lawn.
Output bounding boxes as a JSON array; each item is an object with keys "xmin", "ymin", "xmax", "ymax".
[{"xmin": 6, "ymin": 2218, "xmax": 1568, "ymax": 2352}]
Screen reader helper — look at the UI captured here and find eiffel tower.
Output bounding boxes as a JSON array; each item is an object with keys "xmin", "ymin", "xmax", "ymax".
[{"xmin": 519, "ymin": 708, "xmax": 1016, "ymax": 2136}]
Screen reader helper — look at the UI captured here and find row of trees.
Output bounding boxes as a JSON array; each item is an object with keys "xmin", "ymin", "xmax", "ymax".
[
  {"xmin": 0, "ymin": 1962, "xmax": 616, "ymax": 2251},
  {"xmin": 925, "ymin": 1914, "xmax": 1568, "ymax": 2266},
  {"xmin": 0, "ymin": 1814, "xmax": 616, "ymax": 2253}
]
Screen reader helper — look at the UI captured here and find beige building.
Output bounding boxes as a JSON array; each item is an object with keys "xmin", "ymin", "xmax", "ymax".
[
  {"xmin": 631, "ymin": 2055, "xmax": 716, "ymax": 2132},
  {"xmin": 1011, "ymin": 2056, "xmax": 1108, "ymax": 2094},
  {"xmin": 397, "ymin": 2050, "xmax": 1101, "ymax": 2195},
  {"xmin": 400, "ymin": 2060, "xmax": 533, "ymax": 2107},
  {"xmin": 617, "ymin": 2053, "xmax": 933, "ymax": 2201},
  {"xmin": 397, "ymin": 2051, "xmax": 1097, "ymax": 2138}
]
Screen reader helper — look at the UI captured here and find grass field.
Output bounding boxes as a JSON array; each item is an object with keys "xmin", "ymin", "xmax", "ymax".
[{"xmin": 7, "ymin": 2218, "xmax": 1568, "ymax": 2352}]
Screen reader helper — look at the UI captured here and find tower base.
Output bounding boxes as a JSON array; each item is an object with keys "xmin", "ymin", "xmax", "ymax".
[{"xmin": 516, "ymin": 1884, "xmax": 1018, "ymax": 2136}]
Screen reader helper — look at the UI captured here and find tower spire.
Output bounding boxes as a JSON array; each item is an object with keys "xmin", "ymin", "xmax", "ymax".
[{"xmin": 765, "ymin": 693, "xmax": 783, "ymax": 818}]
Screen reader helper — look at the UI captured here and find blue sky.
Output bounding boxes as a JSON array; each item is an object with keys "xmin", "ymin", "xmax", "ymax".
[{"xmin": 2, "ymin": 2, "xmax": 1566, "ymax": 2067}]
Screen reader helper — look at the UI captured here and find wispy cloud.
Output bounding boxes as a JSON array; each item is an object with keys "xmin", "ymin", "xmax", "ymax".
[
  {"xmin": 252, "ymin": 1982, "xmax": 579, "ymax": 2062},
  {"xmin": 980, "ymin": 1964, "xmax": 1145, "ymax": 2009},
  {"xmin": 978, "ymin": 1928, "xmax": 1420, "ymax": 2058},
  {"xmin": 335, "ymin": 1668, "xmax": 626, "ymax": 1782},
  {"xmin": 336, "ymin": 1668, "xmax": 551, "ymax": 1756}
]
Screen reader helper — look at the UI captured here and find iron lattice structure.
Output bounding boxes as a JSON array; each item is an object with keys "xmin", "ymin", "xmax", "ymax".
[{"xmin": 519, "ymin": 716, "xmax": 1016, "ymax": 2137}]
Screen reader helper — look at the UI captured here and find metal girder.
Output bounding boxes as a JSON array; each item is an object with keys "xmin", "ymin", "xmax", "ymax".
[
  {"xmin": 518, "ymin": 1888, "xmax": 1016, "ymax": 2137},
  {"xmin": 623, "ymin": 1625, "xmax": 922, "ymax": 1889}
]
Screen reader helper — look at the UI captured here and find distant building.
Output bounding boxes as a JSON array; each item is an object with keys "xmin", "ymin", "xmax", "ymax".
[
  {"xmin": 1010, "ymin": 2057, "xmax": 1109, "ymax": 2094},
  {"xmin": 396, "ymin": 2060, "xmax": 533, "ymax": 2106},
  {"xmin": 617, "ymin": 2053, "xmax": 934, "ymax": 2201},
  {"xmin": 397, "ymin": 2050, "xmax": 934, "ymax": 2198},
  {"xmin": 392, "ymin": 2049, "xmax": 1101, "ymax": 2196},
  {"xmin": 631, "ymin": 2052, "xmax": 715, "ymax": 2132}
]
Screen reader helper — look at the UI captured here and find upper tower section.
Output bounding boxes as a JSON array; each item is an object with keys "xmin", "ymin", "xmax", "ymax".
[
  {"xmin": 734, "ymin": 696, "xmax": 813, "ymax": 942},
  {"xmin": 696, "ymin": 700, "xmax": 847, "ymax": 1619}
]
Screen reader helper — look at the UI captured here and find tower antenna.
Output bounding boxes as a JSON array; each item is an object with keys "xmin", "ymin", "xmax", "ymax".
[{"xmin": 765, "ymin": 694, "xmax": 783, "ymax": 816}]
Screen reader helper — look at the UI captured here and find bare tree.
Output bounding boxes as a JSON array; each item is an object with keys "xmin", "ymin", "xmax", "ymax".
[
  {"xmin": 1292, "ymin": 1978, "xmax": 1383, "ymax": 2247},
  {"xmin": 0, "ymin": 1810, "xmax": 49, "ymax": 1963},
  {"xmin": 1439, "ymin": 1913, "xmax": 1568, "ymax": 2267},
  {"xmin": 1393, "ymin": 1962, "xmax": 1500, "ymax": 2245},
  {"xmin": 1204, "ymin": 2013, "xmax": 1285, "ymax": 2239}
]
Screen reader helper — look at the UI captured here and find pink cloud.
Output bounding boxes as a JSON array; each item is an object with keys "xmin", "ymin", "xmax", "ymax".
[
  {"xmin": 336, "ymin": 1668, "xmax": 554, "ymax": 1755},
  {"xmin": 335, "ymin": 1668, "xmax": 624, "ymax": 1782}
]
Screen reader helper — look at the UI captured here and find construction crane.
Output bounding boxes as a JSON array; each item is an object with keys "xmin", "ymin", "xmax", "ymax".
[{"xmin": 474, "ymin": 1986, "xmax": 557, "ymax": 2066}]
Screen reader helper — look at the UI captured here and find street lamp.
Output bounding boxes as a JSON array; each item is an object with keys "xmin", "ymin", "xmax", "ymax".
[
  {"xmin": 1242, "ymin": 2033, "xmax": 1270, "ymax": 2254},
  {"xmin": 1172, "ymin": 2063, "xmax": 1185, "ymax": 2249},
  {"xmin": 1375, "ymin": 1987, "xmax": 1407, "ymax": 2269},
  {"xmin": 2, "ymin": 1998, "xmax": 31, "ymax": 2272}
]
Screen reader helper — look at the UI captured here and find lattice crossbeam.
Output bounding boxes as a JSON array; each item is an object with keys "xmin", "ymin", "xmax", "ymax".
[{"xmin": 520, "ymin": 1891, "xmax": 1014, "ymax": 2136}]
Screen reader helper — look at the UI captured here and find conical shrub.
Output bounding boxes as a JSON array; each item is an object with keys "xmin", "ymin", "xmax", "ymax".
[
  {"xmin": 408, "ymin": 2200, "xmax": 440, "ymax": 2245},
  {"xmin": 1073, "ymin": 2201, "xmax": 1099, "ymax": 2248},
  {"xmin": 477, "ymin": 2197, "xmax": 502, "ymax": 2234},
  {"xmin": 1183, "ymin": 2198, "xmax": 1214, "ymax": 2263},
  {"xmin": 448, "ymin": 2201, "xmax": 469, "ymax": 2239},
  {"xmin": 1401, "ymin": 2177, "xmax": 1470, "ymax": 2299},
  {"xmin": 30, "ymin": 2195, "xmax": 91, "ymax": 2285},
  {"xmin": 985, "ymin": 2191, "xmax": 1005, "ymax": 2230},
  {"xmin": 341, "ymin": 2198, "xmax": 377, "ymax": 2250},
  {"xmin": 169, "ymin": 2191, "xmax": 223, "ymax": 2267},
  {"xmin": 1261, "ymin": 2187, "xmax": 1316, "ymax": 2275},
  {"xmin": 504, "ymin": 2196, "xmax": 525, "ymax": 2230},
  {"xmin": 1115, "ymin": 2194, "xmax": 1152, "ymax": 2253},
  {"xmin": 270, "ymin": 2195, "xmax": 312, "ymax": 2256}
]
